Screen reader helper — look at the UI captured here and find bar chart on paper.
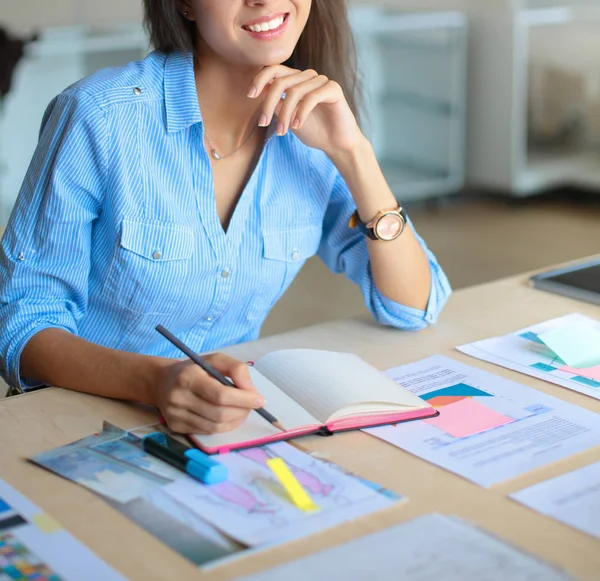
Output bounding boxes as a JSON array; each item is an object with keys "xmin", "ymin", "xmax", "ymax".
[
  {"xmin": 458, "ymin": 313, "xmax": 600, "ymax": 400},
  {"xmin": 420, "ymin": 383, "xmax": 493, "ymax": 408},
  {"xmin": 365, "ymin": 355, "xmax": 600, "ymax": 487}
]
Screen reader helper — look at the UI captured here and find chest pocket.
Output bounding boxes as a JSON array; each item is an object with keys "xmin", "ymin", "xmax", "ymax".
[
  {"xmin": 248, "ymin": 225, "xmax": 322, "ymax": 321},
  {"xmin": 104, "ymin": 218, "xmax": 195, "ymax": 315}
]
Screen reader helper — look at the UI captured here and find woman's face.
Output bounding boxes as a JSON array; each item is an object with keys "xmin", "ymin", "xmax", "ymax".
[{"xmin": 189, "ymin": 0, "xmax": 312, "ymax": 68}]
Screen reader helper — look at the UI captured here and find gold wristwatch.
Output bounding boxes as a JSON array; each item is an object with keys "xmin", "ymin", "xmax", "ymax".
[{"xmin": 349, "ymin": 205, "xmax": 407, "ymax": 241}]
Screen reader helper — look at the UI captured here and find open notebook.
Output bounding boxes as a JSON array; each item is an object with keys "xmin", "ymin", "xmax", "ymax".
[{"xmin": 190, "ymin": 349, "xmax": 437, "ymax": 454}]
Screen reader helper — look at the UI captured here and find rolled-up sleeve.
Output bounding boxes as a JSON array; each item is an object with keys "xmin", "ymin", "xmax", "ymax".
[
  {"xmin": 317, "ymin": 172, "xmax": 452, "ymax": 331},
  {"xmin": 0, "ymin": 89, "xmax": 107, "ymax": 389}
]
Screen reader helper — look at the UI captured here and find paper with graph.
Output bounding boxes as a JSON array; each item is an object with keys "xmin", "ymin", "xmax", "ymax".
[
  {"xmin": 457, "ymin": 313, "xmax": 600, "ymax": 401},
  {"xmin": 365, "ymin": 355, "xmax": 600, "ymax": 487},
  {"xmin": 163, "ymin": 441, "xmax": 400, "ymax": 546}
]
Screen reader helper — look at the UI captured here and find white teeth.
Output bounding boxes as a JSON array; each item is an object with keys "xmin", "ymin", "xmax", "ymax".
[{"xmin": 247, "ymin": 16, "xmax": 284, "ymax": 33}]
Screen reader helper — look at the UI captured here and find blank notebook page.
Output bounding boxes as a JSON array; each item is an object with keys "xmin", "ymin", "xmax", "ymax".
[
  {"xmin": 192, "ymin": 367, "xmax": 320, "ymax": 448},
  {"xmin": 254, "ymin": 350, "xmax": 427, "ymax": 424}
]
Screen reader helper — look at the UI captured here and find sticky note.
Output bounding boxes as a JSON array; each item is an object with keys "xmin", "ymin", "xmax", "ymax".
[
  {"xmin": 538, "ymin": 321, "xmax": 600, "ymax": 368},
  {"xmin": 33, "ymin": 512, "xmax": 62, "ymax": 533},
  {"xmin": 560, "ymin": 364, "xmax": 600, "ymax": 382},
  {"xmin": 266, "ymin": 458, "xmax": 319, "ymax": 512},
  {"xmin": 424, "ymin": 398, "xmax": 513, "ymax": 438}
]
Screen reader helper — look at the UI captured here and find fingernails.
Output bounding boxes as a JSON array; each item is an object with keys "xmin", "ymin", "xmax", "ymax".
[
  {"xmin": 247, "ymin": 85, "xmax": 257, "ymax": 98},
  {"xmin": 292, "ymin": 117, "xmax": 301, "ymax": 129},
  {"xmin": 255, "ymin": 398, "xmax": 266, "ymax": 408},
  {"xmin": 276, "ymin": 122, "xmax": 284, "ymax": 136},
  {"xmin": 258, "ymin": 113, "xmax": 269, "ymax": 127}
]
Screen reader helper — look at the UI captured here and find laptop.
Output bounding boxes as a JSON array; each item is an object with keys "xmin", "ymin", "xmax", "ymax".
[{"xmin": 530, "ymin": 258, "xmax": 600, "ymax": 306}]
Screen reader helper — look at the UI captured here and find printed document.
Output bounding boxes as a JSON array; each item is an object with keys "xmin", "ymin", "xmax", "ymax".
[
  {"xmin": 0, "ymin": 478, "xmax": 127, "ymax": 581},
  {"xmin": 458, "ymin": 313, "xmax": 600, "ymax": 401},
  {"xmin": 365, "ymin": 355, "xmax": 600, "ymax": 487},
  {"xmin": 164, "ymin": 441, "xmax": 399, "ymax": 546},
  {"xmin": 511, "ymin": 461, "xmax": 600, "ymax": 540},
  {"xmin": 237, "ymin": 513, "xmax": 577, "ymax": 581}
]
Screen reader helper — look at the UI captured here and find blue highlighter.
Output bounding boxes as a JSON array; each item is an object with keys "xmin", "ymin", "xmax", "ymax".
[{"xmin": 143, "ymin": 432, "xmax": 227, "ymax": 485}]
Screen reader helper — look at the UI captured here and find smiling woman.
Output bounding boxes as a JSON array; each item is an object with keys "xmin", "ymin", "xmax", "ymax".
[
  {"xmin": 0, "ymin": 0, "xmax": 451, "ymax": 436},
  {"xmin": 142, "ymin": 0, "xmax": 361, "ymax": 117}
]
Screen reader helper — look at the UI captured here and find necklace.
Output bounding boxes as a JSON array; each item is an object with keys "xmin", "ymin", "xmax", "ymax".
[{"xmin": 204, "ymin": 119, "xmax": 260, "ymax": 161}]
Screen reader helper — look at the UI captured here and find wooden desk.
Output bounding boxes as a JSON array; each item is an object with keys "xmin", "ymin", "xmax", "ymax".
[{"xmin": 2, "ymin": 270, "xmax": 600, "ymax": 581}]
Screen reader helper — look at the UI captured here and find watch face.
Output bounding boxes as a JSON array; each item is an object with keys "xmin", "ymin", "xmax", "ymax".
[{"xmin": 375, "ymin": 213, "xmax": 404, "ymax": 241}]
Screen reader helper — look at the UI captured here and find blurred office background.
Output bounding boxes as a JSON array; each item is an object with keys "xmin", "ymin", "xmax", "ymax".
[{"xmin": 1, "ymin": 0, "xmax": 599, "ymax": 339}]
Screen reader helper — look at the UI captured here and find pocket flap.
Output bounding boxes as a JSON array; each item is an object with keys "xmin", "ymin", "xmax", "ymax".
[
  {"xmin": 120, "ymin": 219, "xmax": 194, "ymax": 261},
  {"xmin": 263, "ymin": 226, "xmax": 322, "ymax": 263}
]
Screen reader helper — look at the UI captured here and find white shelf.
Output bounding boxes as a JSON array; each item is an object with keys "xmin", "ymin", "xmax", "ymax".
[
  {"xmin": 350, "ymin": 6, "xmax": 467, "ymax": 202},
  {"xmin": 460, "ymin": 0, "xmax": 600, "ymax": 197},
  {"xmin": 380, "ymin": 161, "xmax": 459, "ymax": 201},
  {"xmin": 523, "ymin": 6, "xmax": 600, "ymax": 26},
  {"xmin": 520, "ymin": 150, "xmax": 600, "ymax": 194}
]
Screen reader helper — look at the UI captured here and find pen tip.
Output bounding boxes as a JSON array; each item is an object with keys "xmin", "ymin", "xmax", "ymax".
[{"xmin": 273, "ymin": 421, "xmax": 286, "ymax": 432}]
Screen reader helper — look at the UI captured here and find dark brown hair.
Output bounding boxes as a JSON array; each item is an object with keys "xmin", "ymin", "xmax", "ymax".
[{"xmin": 142, "ymin": 0, "xmax": 361, "ymax": 118}]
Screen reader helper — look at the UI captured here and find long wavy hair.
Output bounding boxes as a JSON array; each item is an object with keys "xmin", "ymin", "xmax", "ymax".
[{"xmin": 142, "ymin": 0, "xmax": 361, "ymax": 119}]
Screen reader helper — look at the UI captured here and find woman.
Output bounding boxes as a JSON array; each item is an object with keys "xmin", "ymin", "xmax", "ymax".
[{"xmin": 0, "ymin": 0, "xmax": 451, "ymax": 434}]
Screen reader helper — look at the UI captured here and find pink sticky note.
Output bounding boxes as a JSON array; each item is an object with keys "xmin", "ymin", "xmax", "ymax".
[
  {"xmin": 560, "ymin": 364, "xmax": 600, "ymax": 382},
  {"xmin": 424, "ymin": 398, "xmax": 513, "ymax": 438}
]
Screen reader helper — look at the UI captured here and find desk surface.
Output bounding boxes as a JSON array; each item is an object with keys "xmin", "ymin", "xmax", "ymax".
[{"xmin": 2, "ymin": 268, "xmax": 600, "ymax": 581}]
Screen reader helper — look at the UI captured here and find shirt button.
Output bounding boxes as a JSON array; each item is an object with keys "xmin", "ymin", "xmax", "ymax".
[
  {"xmin": 133, "ymin": 87, "xmax": 142, "ymax": 95},
  {"xmin": 152, "ymin": 250, "xmax": 162, "ymax": 260},
  {"xmin": 221, "ymin": 269, "xmax": 230, "ymax": 279},
  {"xmin": 17, "ymin": 252, "xmax": 24, "ymax": 261},
  {"xmin": 205, "ymin": 316, "xmax": 213, "ymax": 322},
  {"xmin": 291, "ymin": 251, "xmax": 300, "ymax": 261}
]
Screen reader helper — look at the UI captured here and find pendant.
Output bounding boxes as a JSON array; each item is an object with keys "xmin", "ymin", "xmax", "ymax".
[{"xmin": 211, "ymin": 149, "xmax": 222, "ymax": 160}]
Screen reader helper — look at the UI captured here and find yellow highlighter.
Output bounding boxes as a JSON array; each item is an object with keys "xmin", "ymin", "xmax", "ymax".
[{"xmin": 266, "ymin": 457, "xmax": 320, "ymax": 513}]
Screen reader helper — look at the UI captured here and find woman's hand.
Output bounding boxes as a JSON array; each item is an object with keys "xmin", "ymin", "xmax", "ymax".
[
  {"xmin": 151, "ymin": 354, "xmax": 265, "ymax": 435},
  {"xmin": 249, "ymin": 65, "xmax": 364, "ymax": 157}
]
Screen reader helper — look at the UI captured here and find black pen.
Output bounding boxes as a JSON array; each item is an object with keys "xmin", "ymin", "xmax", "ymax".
[{"xmin": 156, "ymin": 325, "xmax": 284, "ymax": 431}]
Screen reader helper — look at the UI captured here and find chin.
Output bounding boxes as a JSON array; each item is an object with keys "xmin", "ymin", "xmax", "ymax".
[{"xmin": 237, "ymin": 42, "xmax": 296, "ymax": 67}]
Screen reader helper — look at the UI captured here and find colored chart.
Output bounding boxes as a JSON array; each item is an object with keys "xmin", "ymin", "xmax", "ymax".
[
  {"xmin": 521, "ymin": 333, "xmax": 600, "ymax": 388},
  {"xmin": 519, "ymin": 332, "xmax": 545, "ymax": 345},
  {"xmin": 421, "ymin": 383, "xmax": 493, "ymax": 407},
  {"xmin": 0, "ymin": 533, "xmax": 63, "ymax": 581}
]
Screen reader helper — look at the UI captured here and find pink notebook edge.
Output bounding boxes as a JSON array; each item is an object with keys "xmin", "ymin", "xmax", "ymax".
[{"xmin": 189, "ymin": 406, "xmax": 437, "ymax": 455}]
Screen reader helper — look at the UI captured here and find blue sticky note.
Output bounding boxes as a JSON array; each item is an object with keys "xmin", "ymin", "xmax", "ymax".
[{"xmin": 538, "ymin": 321, "xmax": 600, "ymax": 369}]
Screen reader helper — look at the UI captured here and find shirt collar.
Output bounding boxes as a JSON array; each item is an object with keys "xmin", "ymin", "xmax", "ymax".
[{"xmin": 164, "ymin": 51, "xmax": 203, "ymax": 133}]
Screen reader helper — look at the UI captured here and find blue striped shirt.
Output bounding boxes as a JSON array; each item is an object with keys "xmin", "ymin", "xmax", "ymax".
[{"xmin": 0, "ymin": 50, "xmax": 451, "ymax": 391}]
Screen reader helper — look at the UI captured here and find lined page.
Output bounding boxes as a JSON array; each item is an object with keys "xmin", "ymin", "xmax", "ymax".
[
  {"xmin": 254, "ymin": 350, "xmax": 428, "ymax": 424},
  {"xmin": 192, "ymin": 367, "xmax": 320, "ymax": 449}
]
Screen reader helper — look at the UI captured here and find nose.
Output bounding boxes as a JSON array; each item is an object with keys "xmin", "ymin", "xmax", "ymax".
[{"xmin": 245, "ymin": 0, "xmax": 277, "ymax": 6}]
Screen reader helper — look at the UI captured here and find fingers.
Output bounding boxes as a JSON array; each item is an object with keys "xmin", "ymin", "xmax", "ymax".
[
  {"xmin": 293, "ymin": 81, "xmax": 343, "ymax": 130},
  {"xmin": 166, "ymin": 407, "xmax": 247, "ymax": 436},
  {"xmin": 203, "ymin": 353, "xmax": 255, "ymax": 391},
  {"xmin": 168, "ymin": 388, "xmax": 251, "ymax": 424},
  {"xmin": 248, "ymin": 64, "xmax": 301, "ymax": 100},
  {"xmin": 276, "ymin": 75, "xmax": 330, "ymax": 135},
  {"xmin": 159, "ymin": 354, "xmax": 266, "ymax": 436},
  {"xmin": 180, "ymin": 364, "xmax": 263, "ymax": 410},
  {"xmin": 253, "ymin": 68, "xmax": 319, "ymax": 129}
]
